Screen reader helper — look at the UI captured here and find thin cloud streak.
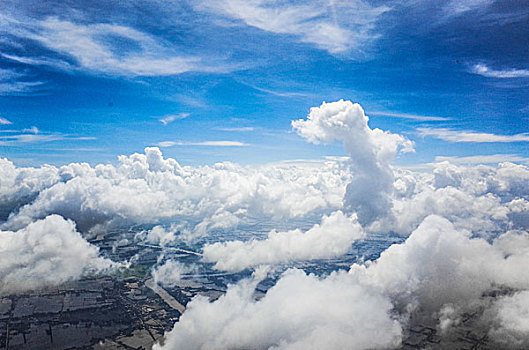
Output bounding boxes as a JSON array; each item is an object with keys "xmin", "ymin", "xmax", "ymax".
[
  {"xmin": 435, "ymin": 154, "xmax": 529, "ymax": 164},
  {"xmin": 157, "ymin": 140, "xmax": 248, "ymax": 147},
  {"xmin": 471, "ymin": 64, "xmax": 529, "ymax": 78},
  {"xmin": 418, "ymin": 127, "xmax": 529, "ymax": 143},
  {"xmin": 0, "ymin": 132, "xmax": 96, "ymax": 145},
  {"xmin": 369, "ymin": 111, "xmax": 450, "ymax": 121},
  {"xmin": 1, "ymin": 15, "xmax": 234, "ymax": 77}
]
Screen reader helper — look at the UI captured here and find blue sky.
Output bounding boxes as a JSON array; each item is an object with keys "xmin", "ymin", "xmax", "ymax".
[{"xmin": 0, "ymin": 0, "xmax": 528, "ymax": 166}]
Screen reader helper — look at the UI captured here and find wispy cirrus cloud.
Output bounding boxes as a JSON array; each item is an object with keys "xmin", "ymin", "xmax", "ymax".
[
  {"xmin": 0, "ymin": 129, "xmax": 95, "ymax": 146},
  {"xmin": 194, "ymin": 0, "xmax": 389, "ymax": 54},
  {"xmin": 1, "ymin": 15, "xmax": 232, "ymax": 77},
  {"xmin": 157, "ymin": 140, "xmax": 248, "ymax": 147},
  {"xmin": 443, "ymin": 0, "xmax": 494, "ymax": 16},
  {"xmin": 216, "ymin": 127, "xmax": 255, "ymax": 132},
  {"xmin": 418, "ymin": 127, "xmax": 529, "ymax": 143},
  {"xmin": 435, "ymin": 154, "xmax": 529, "ymax": 164},
  {"xmin": 471, "ymin": 64, "xmax": 529, "ymax": 78},
  {"xmin": 158, "ymin": 113, "xmax": 190, "ymax": 125},
  {"xmin": 369, "ymin": 111, "xmax": 450, "ymax": 121}
]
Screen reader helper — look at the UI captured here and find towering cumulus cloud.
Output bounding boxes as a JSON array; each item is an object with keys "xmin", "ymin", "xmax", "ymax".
[
  {"xmin": 0, "ymin": 148, "xmax": 349, "ymax": 235},
  {"xmin": 0, "ymin": 215, "xmax": 114, "ymax": 295},
  {"xmin": 292, "ymin": 100, "xmax": 413, "ymax": 224}
]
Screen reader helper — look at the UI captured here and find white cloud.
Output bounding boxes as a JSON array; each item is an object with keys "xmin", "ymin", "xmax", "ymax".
[
  {"xmin": 157, "ymin": 140, "xmax": 248, "ymax": 147},
  {"xmin": 144, "ymin": 225, "xmax": 177, "ymax": 246},
  {"xmin": 152, "ymin": 260, "xmax": 194, "ymax": 287},
  {"xmin": 0, "ymin": 117, "xmax": 12, "ymax": 125},
  {"xmin": 22, "ymin": 126, "xmax": 40, "ymax": 133},
  {"xmin": 159, "ymin": 113, "xmax": 190, "ymax": 125},
  {"xmin": 195, "ymin": 0, "xmax": 389, "ymax": 54},
  {"xmin": 0, "ymin": 99, "xmax": 527, "ymax": 348},
  {"xmin": 472, "ymin": 63, "xmax": 529, "ymax": 78},
  {"xmin": 0, "ymin": 147, "xmax": 348, "ymax": 235},
  {"xmin": 0, "ymin": 130, "xmax": 95, "ymax": 145},
  {"xmin": 202, "ymin": 211, "xmax": 364, "ymax": 271},
  {"xmin": 217, "ymin": 127, "xmax": 255, "ymax": 132},
  {"xmin": 443, "ymin": 0, "xmax": 494, "ymax": 16},
  {"xmin": 368, "ymin": 110, "xmax": 450, "ymax": 121},
  {"xmin": 292, "ymin": 99, "xmax": 413, "ymax": 224},
  {"xmin": 0, "ymin": 215, "xmax": 115, "ymax": 295},
  {"xmin": 374, "ymin": 161, "xmax": 529, "ymax": 235},
  {"xmin": 2, "ymin": 16, "xmax": 228, "ymax": 77},
  {"xmin": 418, "ymin": 127, "xmax": 529, "ymax": 142},
  {"xmin": 154, "ymin": 268, "xmax": 401, "ymax": 350},
  {"xmin": 158, "ymin": 212, "xmax": 529, "ymax": 349},
  {"xmin": 435, "ymin": 154, "xmax": 529, "ymax": 164},
  {"xmin": 0, "ymin": 67, "xmax": 44, "ymax": 95},
  {"xmin": 488, "ymin": 291, "xmax": 529, "ymax": 346}
]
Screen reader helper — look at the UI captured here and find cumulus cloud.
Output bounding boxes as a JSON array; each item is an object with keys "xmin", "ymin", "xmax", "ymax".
[
  {"xmin": 154, "ymin": 268, "xmax": 401, "ymax": 350},
  {"xmin": 152, "ymin": 260, "xmax": 194, "ymax": 287},
  {"xmin": 293, "ymin": 99, "xmax": 413, "ymax": 224},
  {"xmin": 2, "ymin": 102, "xmax": 528, "ymax": 243},
  {"xmin": 202, "ymin": 211, "xmax": 364, "ymax": 271},
  {"xmin": 435, "ymin": 154, "xmax": 529, "ymax": 165},
  {"xmin": 0, "ymin": 215, "xmax": 115, "ymax": 295},
  {"xmin": 352, "ymin": 216, "xmax": 529, "ymax": 308},
  {"xmin": 0, "ymin": 67, "xmax": 44, "ymax": 95},
  {"xmin": 144, "ymin": 225, "xmax": 177, "ymax": 246}
]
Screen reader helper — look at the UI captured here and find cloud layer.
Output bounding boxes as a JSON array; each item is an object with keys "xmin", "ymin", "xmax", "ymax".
[
  {"xmin": 195, "ymin": 0, "xmax": 388, "ymax": 54},
  {"xmin": 0, "ymin": 215, "xmax": 114, "ymax": 295},
  {"xmin": 0, "ymin": 147, "xmax": 349, "ymax": 235}
]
